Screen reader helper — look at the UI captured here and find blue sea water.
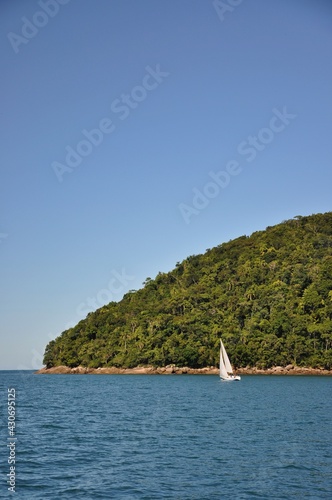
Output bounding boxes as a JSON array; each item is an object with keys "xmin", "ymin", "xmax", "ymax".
[{"xmin": 0, "ymin": 372, "xmax": 331, "ymax": 499}]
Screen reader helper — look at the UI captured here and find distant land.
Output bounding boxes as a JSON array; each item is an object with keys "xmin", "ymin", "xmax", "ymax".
[
  {"xmin": 36, "ymin": 365, "xmax": 332, "ymax": 376},
  {"xmin": 42, "ymin": 212, "xmax": 332, "ymax": 373}
]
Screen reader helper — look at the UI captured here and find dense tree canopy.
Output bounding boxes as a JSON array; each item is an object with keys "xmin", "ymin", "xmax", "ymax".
[{"xmin": 43, "ymin": 212, "xmax": 332, "ymax": 370}]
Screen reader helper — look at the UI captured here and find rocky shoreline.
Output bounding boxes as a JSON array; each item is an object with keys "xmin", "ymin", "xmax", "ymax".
[{"xmin": 36, "ymin": 364, "xmax": 332, "ymax": 376}]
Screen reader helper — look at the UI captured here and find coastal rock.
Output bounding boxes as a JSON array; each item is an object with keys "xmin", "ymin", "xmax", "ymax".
[
  {"xmin": 71, "ymin": 366, "xmax": 89, "ymax": 374},
  {"xmin": 35, "ymin": 365, "xmax": 332, "ymax": 376},
  {"xmin": 37, "ymin": 365, "xmax": 71, "ymax": 374}
]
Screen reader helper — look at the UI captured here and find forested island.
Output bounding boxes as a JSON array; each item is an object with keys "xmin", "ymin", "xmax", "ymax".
[{"xmin": 43, "ymin": 212, "xmax": 332, "ymax": 371}]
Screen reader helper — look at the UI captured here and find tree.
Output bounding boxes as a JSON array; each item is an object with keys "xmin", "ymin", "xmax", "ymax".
[{"xmin": 43, "ymin": 212, "xmax": 332, "ymax": 369}]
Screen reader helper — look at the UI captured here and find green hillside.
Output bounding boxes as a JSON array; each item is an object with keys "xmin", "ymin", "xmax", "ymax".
[{"xmin": 43, "ymin": 212, "xmax": 332, "ymax": 370}]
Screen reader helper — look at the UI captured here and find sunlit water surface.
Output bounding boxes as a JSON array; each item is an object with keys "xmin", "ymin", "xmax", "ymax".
[{"xmin": 0, "ymin": 371, "xmax": 331, "ymax": 499}]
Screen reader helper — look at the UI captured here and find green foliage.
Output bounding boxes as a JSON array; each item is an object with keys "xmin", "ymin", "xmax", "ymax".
[{"xmin": 43, "ymin": 212, "xmax": 332, "ymax": 369}]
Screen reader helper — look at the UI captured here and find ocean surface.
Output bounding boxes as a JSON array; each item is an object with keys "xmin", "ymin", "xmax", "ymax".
[{"xmin": 0, "ymin": 371, "xmax": 331, "ymax": 499}]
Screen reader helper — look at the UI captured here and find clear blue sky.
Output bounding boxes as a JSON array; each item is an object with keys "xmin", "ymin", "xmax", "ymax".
[{"xmin": 1, "ymin": 0, "xmax": 331, "ymax": 369}]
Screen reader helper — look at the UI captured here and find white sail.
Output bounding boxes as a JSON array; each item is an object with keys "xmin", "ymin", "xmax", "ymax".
[
  {"xmin": 219, "ymin": 341, "xmax": 229, "ymax": 379},
  {"xmin": 219, "ymin": 339, "xmax": 241, "ymax": 381},
  {"xmin": 220, "ymin": 339, "xmax": 233, "ymax": 374}
]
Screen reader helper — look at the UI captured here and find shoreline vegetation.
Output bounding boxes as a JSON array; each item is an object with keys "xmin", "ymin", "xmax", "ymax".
[
  {"xmin": 36, "ymin": 365, "xmax": 332, "ymax": 375},
  {"xmin": 43, "ymin": 213, "xmax": 332, "ymax": 371}
]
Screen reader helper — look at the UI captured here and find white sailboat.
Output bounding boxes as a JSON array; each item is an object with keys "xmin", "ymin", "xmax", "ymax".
[{"xmin": 219, "ymin": 339, "xmax": 241, "ymax": 381}]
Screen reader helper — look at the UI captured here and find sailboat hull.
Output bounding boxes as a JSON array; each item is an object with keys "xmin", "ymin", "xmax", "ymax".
[{"xmin": 220, "ymin": 375, "xmax": 241, "ymax": 381}]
